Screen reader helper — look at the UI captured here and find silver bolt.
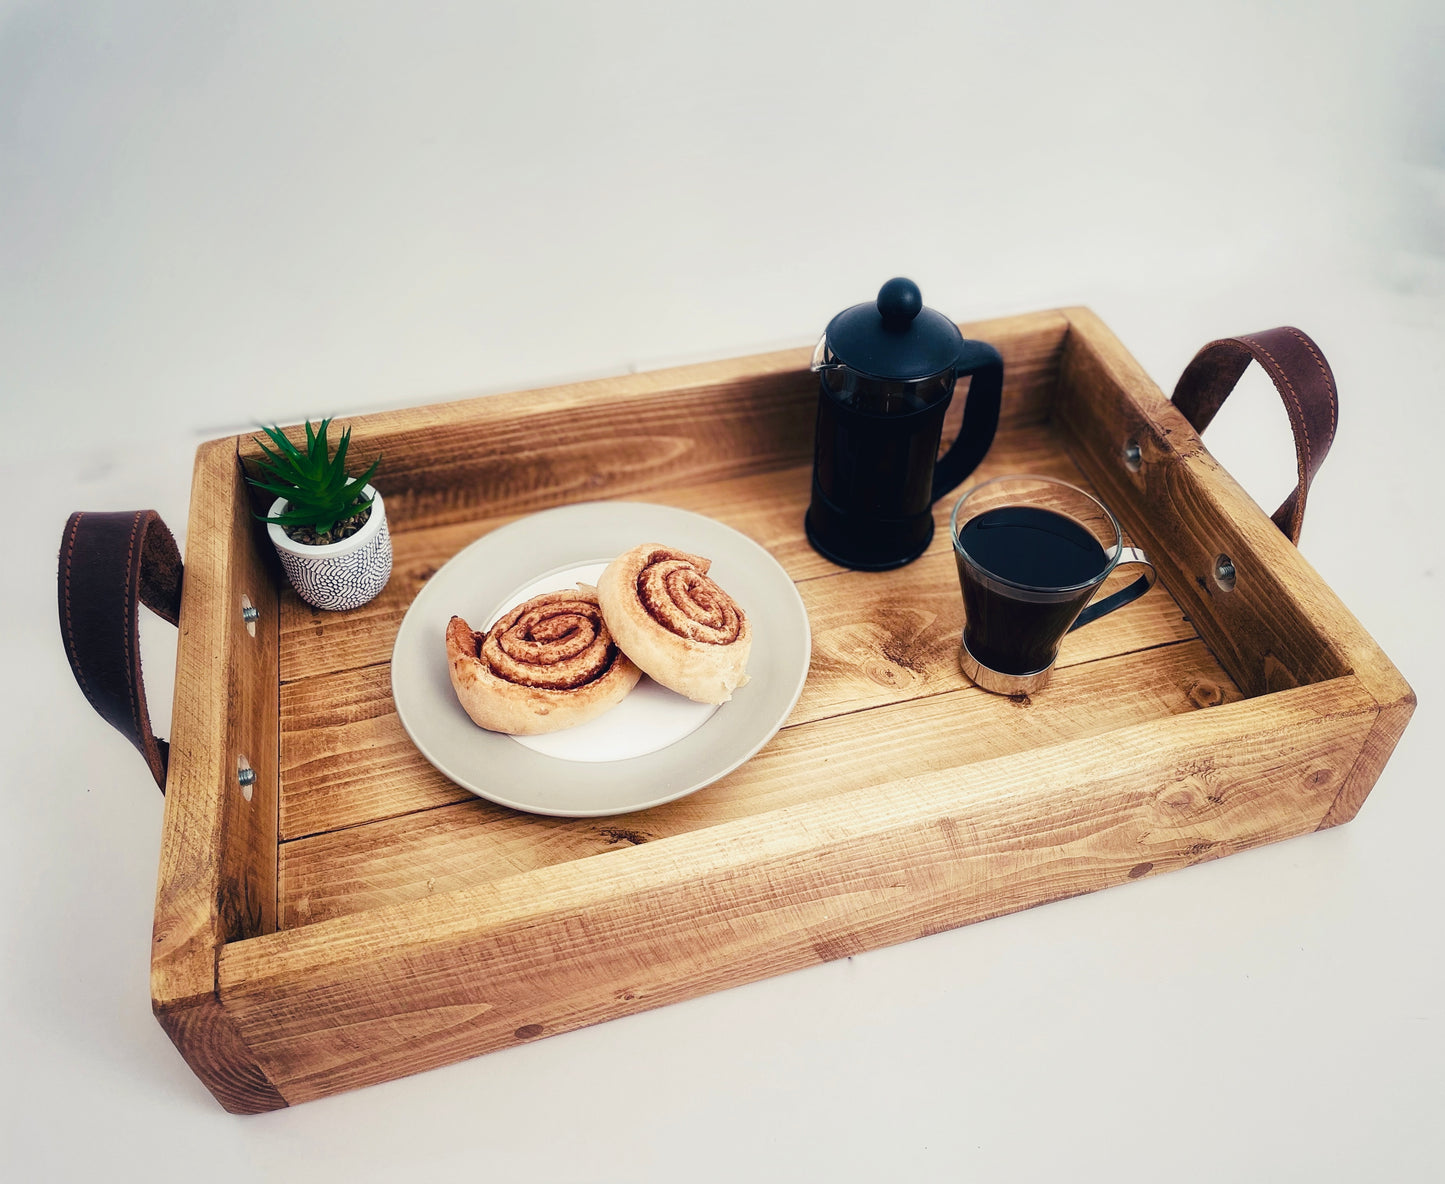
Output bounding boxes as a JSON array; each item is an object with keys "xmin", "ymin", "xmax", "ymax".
[
  {"xmin": 1213, "ymin": 555, "xmax": 1237, "ymax": 591},
  {"xmin": 236, "ymin": 755, "xmax": 255, "ymax": 801},
  {"xmin": 1122, "ymin": 440, "xmax": 1142, "ymax": 472},
  {"xmin": 240, "ymin": 594, "xmax": 259, "ymax": 637}
]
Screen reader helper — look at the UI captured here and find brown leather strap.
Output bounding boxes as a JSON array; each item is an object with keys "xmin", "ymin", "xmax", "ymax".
[
  {"xmin": 58, "ymin": 510, "xmax": 183, "ymax": 791},
  {"xmin": 1171, "ymin": 326, "xmax": 1338, "ymax": 544}
]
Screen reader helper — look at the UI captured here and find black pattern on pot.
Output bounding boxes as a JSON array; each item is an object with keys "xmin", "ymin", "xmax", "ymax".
[{"xmin": 278, "ymin": 518, "xmax": 393, "ymax": 611}]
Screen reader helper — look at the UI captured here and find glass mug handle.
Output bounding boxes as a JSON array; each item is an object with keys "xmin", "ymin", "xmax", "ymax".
[{"xmin": 1068, "ymin": 546, "xmax": 1157, "ymax": 632}]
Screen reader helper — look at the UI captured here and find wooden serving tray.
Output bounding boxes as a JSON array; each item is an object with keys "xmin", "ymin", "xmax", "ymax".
[{"xmin": 152, "ymin": 308, "xmax": 1413, "ymax": 1112}]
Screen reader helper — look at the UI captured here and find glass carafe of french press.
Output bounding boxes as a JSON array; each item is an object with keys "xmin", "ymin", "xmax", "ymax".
[{"xmin": 805, "ymin": 277, "xmax": 1004, "ymax": 570}]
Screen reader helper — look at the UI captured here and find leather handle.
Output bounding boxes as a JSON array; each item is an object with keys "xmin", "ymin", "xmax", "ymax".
[
  {"xmin": 58, "ymin": 510, "xmax": 183, "ymax": 791},
  {"xmin": 1171, "ymin": 326, "xmax": 1339, "ymax": 545}
]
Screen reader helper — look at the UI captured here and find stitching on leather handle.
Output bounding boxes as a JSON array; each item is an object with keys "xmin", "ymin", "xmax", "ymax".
[
  {"xmin": 1239, "ymin": 334, "xmax": 1312, "ymax": 498},
  {"xmin": 121, "ymin": 512, "xmax": 144, "ymax": 746},
  {"xmin": 61, "ymin": 512, "xmax": 95, "ymax": 706},
  {"xmin": 1284, "ymin": 326, "xmax": 1337, "ymax": 449},
  {"xmin": 1176, "ymin": 334, "xmax": 1326, "ymax": 544}
]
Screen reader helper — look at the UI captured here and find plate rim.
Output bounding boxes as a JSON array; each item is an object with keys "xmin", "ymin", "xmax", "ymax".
[{"xmin": 389, "ymin": 500, "xmax": 811, "ymax": 818}]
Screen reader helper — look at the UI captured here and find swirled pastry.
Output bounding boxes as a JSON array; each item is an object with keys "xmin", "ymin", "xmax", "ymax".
[
  {"xmin": 446, "ymin": 588, "xmax": 641, "ymax": 734},
  {"xmin": 597, "ymin": 544, "xmax": 751, "ymax": 704}
]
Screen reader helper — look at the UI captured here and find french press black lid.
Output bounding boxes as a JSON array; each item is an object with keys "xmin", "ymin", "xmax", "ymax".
[{"xmin": 819, "ymin": 276, "xmax": 972, "ymax": 381}]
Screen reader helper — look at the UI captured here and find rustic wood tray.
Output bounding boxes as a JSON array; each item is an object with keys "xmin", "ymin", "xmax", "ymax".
[{"xmin": 149, "ymin": 308, "xmax": 1413, "ymax": 1112}]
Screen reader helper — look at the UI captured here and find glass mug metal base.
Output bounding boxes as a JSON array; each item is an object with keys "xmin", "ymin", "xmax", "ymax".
[{"xmin": 958, "ymin": 635, "xmax": 1055, "ymax": 696}]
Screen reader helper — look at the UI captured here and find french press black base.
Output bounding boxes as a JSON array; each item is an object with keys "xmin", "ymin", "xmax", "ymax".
[{"xmin": 804, "ymin": 278, "xmax": 1004, "ymax": 571}]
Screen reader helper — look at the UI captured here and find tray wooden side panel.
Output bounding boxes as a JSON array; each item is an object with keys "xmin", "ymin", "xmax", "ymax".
[
  {"xmin": 152, "ymin": 440, "xmax": 286, "ymax": 1113},
  {"xmin": 239, "ymin": 310, "xmax": 1072, "ymax": 535},
  {"xmin": 1054, "ymin": 308, "xmax": 1415, "ymax": 825},
  {"xmin": 220, "ymin": 677, "xmax": 1380, "ymax": 1107}
]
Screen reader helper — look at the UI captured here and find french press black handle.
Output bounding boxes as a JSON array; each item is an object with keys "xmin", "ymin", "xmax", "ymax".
[{"xmin": 930, "ymin": 339, "xmax": 1003, "ymax": 503}]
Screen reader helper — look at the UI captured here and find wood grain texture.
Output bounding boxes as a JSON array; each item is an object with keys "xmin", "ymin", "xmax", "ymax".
[
  {"xmin": 278, "ymin": 638, "xmax": 1241, "ymax": 927},
  {"xmin": 242, "ymin": 310, "xmax": 1071, "ymax": 535},
  {"xmin": 277, "ymin": 502, "xmax": 1196, "ymax": 843},
  {"xmin": 274, "ymin": 419, "xmax": 1101, "ymax": 839},
  {"xmin": 151, "ymin": 307, "xmax": 1411, "ymax": 1111},
  {"xmin": 1056, "ymin": 307, "xmax": 1346, "ymax": 695},
  {"xmin": 277, "ymin": 420, "xmax": 1081, "ymax": 685},
  {"xmin": 225, "ymin": 676, "xmax": 1379, "ymax": 1105},
  {"xmin": 1054, "ymin": 308, "xmax": 1414, "ymax": 821},
  {"xmin": 1317, "ymin": 687, "xmax": 1416, "ymax": 828},
  {"xmin": 151, "ymin": 439, "xmax": 284, "ymax": 1113},
  {"xmin": 154, "ymin": 994, "xmax": 288, "ymax": 1115},
  {"xmin": 792, "ymin": 537, "xmax": 1187, "ymax": 723},
  {"xmin": 273, "ymin": 417, "xmax": 1126, "ymax": 843}
]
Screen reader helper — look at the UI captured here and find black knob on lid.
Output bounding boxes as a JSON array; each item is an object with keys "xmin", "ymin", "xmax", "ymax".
[
  {"xmin": 877, "ymin": 277, "xmax": 923, "ymax": 330},
  {"xmin": 822, "ymin": 276, "xmax": 965, "ymax": 382}
]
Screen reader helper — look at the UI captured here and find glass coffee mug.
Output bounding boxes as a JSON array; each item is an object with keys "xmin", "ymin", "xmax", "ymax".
[{"xmin": 951, "ymin": 475, "xmax": 1157, "ymax": 695}]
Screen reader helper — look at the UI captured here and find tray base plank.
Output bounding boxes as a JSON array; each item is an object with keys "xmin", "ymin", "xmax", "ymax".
[
  {"xmin": 277, "ymin": 526, "xmax": 1197, "ymax": 842},
  {"xmin": 275, "ymin": 420, "xmax": 1195, "ymax": 844},
  {"xmin": 279, "ymin": 638, "xmax": 1241, "ymax": 928},
  {"xmin": 274, "ymin": 412, "xmax": 1233, "ymax": 923}
]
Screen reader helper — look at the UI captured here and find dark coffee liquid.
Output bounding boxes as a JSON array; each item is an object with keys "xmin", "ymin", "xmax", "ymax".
[
  {"xmin": 805, "ymin": 365, "xmax": 958, "ymax": 570},
  {"xmin": 955, "ymin": 505, "xmax": 1109, "ymax": 675},
  {"xmin": 812, "ymin": 393, "xmax": 945, "ymax": 520}
]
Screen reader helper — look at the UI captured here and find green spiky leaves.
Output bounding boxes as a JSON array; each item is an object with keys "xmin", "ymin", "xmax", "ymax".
[{"xmin": 248, "ymin": 418, "xmax": 381, "ymax": 541}]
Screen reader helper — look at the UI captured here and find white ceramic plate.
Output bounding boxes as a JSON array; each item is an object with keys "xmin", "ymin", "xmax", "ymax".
[{"xmin": 390, "ymin": 502, "xmax": 811, "ymax": 817}]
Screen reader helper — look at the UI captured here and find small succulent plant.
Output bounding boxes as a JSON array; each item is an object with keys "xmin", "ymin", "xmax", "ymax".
[{"xmin": 249, "ymin": 418, "xmax": 381, "ymax": 543}]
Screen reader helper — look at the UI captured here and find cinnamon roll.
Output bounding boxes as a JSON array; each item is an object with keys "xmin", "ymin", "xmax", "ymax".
[
  {"xmin": 597, "ymin": 544, "xmax": 751, "ymax": 705},
  {"xmin": 446, "ymin": 588, "xmax": 641, "ymax": 734}
]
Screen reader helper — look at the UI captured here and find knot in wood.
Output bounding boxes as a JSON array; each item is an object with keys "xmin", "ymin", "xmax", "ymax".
[
  {"xmin": 862, "ymin": 658, "xmax": 903, "ymax": 689},
  {"xmin": 1186, "ymin": 679, "xmax": 1224, "ymax": 709}
]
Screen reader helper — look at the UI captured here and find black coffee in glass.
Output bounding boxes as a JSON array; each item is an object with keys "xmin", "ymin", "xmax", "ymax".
[
  {"xmin": 954, "ymin": 505, "xmax": 1109, "ymax": 675},
  {"xmin": 950, "ymin": 475, "xmax": 1157, "ymax": 695}
]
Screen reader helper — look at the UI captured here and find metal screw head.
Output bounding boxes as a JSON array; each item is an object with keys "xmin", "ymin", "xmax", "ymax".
[
  {"xmin": 1122, "ymin": 440, "xmax": 1142, "ymax": 472},
  {"xmin": 1213, "ymin": 555, "xmax": 1237, "ymax": 592},
  {"xmin": 236, "ymin": 755, "xmax": 255, "ymax": 801},
  {"xmin": 240, "ymin": 594, "xmax": 259, "ymax": 637}
]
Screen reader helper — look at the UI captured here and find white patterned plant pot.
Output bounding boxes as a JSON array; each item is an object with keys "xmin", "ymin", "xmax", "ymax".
[{"xmin": 267, "ymin": 485, "xmax": 393, "ymax": 611}]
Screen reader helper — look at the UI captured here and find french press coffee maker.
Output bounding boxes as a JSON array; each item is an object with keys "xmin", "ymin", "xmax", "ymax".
[{"xmin": 805, "ymin": 277, "xmax": 1004, "ymax": 570}]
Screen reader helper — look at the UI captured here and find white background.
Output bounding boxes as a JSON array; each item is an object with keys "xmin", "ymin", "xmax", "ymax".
[{"xmin": 3, "ymin": 2, "xmax": 1442, "ymax": 1180}]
